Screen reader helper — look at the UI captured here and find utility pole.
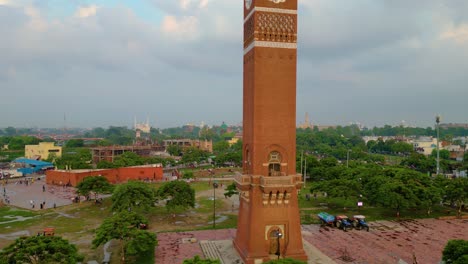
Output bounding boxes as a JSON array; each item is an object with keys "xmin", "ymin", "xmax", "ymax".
[
  {"xmin": 303, "ymin": 157, "xmax": 307, "ymax": 188},
  {"xmin": 436, "ymin": 115, "xmax": 441, "ymax": 175},
  {"xmin": 213, "ymin": 182, "xmax": 218, "ymax": 228},
  {"xmin": 300, "ymin": 151, "xmax": 303, "ymax": 178}
]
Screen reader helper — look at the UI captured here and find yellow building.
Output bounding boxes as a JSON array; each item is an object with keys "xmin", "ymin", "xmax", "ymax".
[
  {"xmin": 25, "ymin": 142, "xmax": 62, "ymax": 160},
  {"xmin": 227, "ymin": 134, "xmax": 242, "ymax": 146}
]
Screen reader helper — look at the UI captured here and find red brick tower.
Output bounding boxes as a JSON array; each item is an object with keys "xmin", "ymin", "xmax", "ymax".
[{"xmin": 233, "ymin": 0, "xmax": 307, "ymax": 263}]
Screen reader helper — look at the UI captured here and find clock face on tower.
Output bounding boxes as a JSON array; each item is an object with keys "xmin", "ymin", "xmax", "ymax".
[{"xmin": 245, "ymin": 0, "xmax": 252, "ymax": 10}]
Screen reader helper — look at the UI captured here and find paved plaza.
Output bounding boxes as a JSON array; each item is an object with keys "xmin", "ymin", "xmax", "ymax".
[
  {"xmin": 1, "ymin": 176, "xmax": 76, "ymax": 210},
  {"xmin": 156, "ymin": 219, "xmax": 468, "ymax": 264}
]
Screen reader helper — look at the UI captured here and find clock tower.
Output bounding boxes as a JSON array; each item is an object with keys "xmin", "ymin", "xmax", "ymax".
[{"xmin": 234, "ymin": 0, "xmax": 307, "ymax": 263}]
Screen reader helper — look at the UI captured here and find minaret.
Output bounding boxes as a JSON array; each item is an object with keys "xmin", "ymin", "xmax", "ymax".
[{"xmin": 234, "ymin": 0, "xmax": 307, "ymax": 263}]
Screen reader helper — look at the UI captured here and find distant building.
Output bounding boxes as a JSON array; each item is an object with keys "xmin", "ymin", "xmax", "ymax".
[
  {"xmin": 90, "ymin": 145, "xmax": 164, "ymax": 164},
  {"xmin": 227, "ymin": 133, "xmax": 243, "ymax": 146},
  {"xmin": 134, "ymin": 117, "xmax": 151, "ymax": 133},
  {"xmin": 13, "ymin": 158, "xmax": 54, "ymax": 175},
  {"xmin": 25, "ymin": 142, "xmax": 62, "ymax": 160},
  {"xmin": 411, "ymin": 137, "xmax": 440, "ymax": 156},
  {"xmin": 298, "ymin": 112, "xmax": 313, "ymax": 129},
  {"xmin": 46, "ymin": 164, "xmax": 163, "ymax": 187},
  {"xmin": 163, "ymin": 139, "xmax": 213, "ymax": 153},
  {"xmin": 443, "ymin": 145, "xmax": 465, "ymax": 160}
]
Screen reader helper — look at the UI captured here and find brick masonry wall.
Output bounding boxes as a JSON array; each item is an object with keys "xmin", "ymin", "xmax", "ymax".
[{"xmin": 46, "ymin": 166, "xmax": 163, "ymax": 186}]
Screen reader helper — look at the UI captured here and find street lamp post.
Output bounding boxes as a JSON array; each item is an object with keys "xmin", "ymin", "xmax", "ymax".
[
  {"xmin": 436, "ymin": 115, "xmax": 441, "ymax": 175},
  {"xmin": 275, "ymin": 229, "xmax": 283, "ymax": 259},
  {"xmin": 303, "ymin": 157, "xmax": 307, "ymax": 188},
  {"xmin": 212, "ymin": 182, "xmax": 219, "ymax": 229}
]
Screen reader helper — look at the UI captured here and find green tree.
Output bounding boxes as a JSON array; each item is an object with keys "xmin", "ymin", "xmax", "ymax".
[
  {"xmin": 0, "ymin": 235, "xmax": 83, "ymax": 264},
  {"xmin": 320, "ymin": 157, "xmax": 338, "ymax": 167},
  {"xmin": 312, "ymin": 178, "xmax": 361, "ymax": 198},
  {"xmin": 111, "ymin": 181, "xmax": 155, "ymax": 213},
  {"xmin": 199, "ymin": 126, "xmax": 216, "ymax": 140},
  {"xmin": 7, "ymin": 136, "xmax": 41, "ymax": 150},
  {"xmin": 374, "ymin": 179, "xmax": 419, "ymax": 217},
  {"xmin": 54, "ymin": 148, "xmax": 92, "ymax": 170},
  {"xmin": 442, "ymin": 240, "xmax": 468, "ymax": 264},
  {"xmin": 182, "ymin": 171, "xmax": 194, "ymax": 179},
  {"xmin": 224, "ymin": 182, "xmax": 239, "ymax": 198},
  {"xmin": 183, "ymin": 255, "xmax": 221, "ymax": 264},
  {"xmin": 431, "ymin": 149, "xmax": 451, "ymax": 160},
  {"xmin": 156, "ymin": 180, "xmax": 195, "ymax": 211},
  {"xmin": 96, "ymin": 160, "xmax": 115, "ymax": 169},
  {"xmin": 213, "ymin": 141, "xmax": 230, "ymax": 153},
  {"xmin": 400, "ymin": 153, "xmax": 435, "ymax": 173},
  {"xmin": 96, "ymin": 139, "xmax": 112, "ymax": 146},
  {"xmin": 391, "ymin": 141, "xmax": 414, "ymax": 154},
  {"xmin": 93, "ymin": 211, "xmax": 157, "ymax": 264},
  {"xmin": 167, "ymin": 145, "xmax": 183, "ymax": 156},
  {"xmin": 181, "ymin": 147, "xmax": 209, "ymax": 164},
  {"xmin": 113, "ymin": 152, "xmax": 144, "ymax": 167},
  {"xmin": 418, "ymin": 185, "xmax": 443, "ymax": 215},
  {"xmin": 66, "ymin": 139, "xmax": 84, "ymax": 148},
  {"xmin": 445, "ymin": 177, "xmax": 468, "ymax": 217},
  {"xmin": 76, "ymin": 176, "xmax": 113, "ymax": 202}
]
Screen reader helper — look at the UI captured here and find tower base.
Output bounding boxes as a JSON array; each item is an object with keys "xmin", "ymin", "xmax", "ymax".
[{"xmin": 234, "ymin": 175, "xmax": 307, "ymax": 264}]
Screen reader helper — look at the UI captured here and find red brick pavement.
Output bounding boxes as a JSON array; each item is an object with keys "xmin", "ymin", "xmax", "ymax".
[
  {"xmin": 302, "ymin": 219, "xmax": 468, "ymax": 264},
  {"xmin": 155, "ymin": 229, "xmax": 236, "ymax": 264},
  {"xmin": 155, "ymin": 219, "xmax": 467, "ymax": 264}
]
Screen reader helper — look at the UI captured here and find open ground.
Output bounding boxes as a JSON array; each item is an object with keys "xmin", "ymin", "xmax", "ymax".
[{"xmin": 1, "ymin": 173, "xmax": 467, "ymax": 264}]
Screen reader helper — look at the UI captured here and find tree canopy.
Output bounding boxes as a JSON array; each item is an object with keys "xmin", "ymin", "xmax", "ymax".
[
  {"xmin": 76, "ymin": 176, "xmax": 113, "ymax": 201},
  {"xmin": 0, "ymin": 235, "xmax": 83, "ymax": 264},
  {"xmin": 156, "ymin": 180, "xmax": 195, "ymax": 211},
  {"xmin": 224, "ymin": 182, "xmax": 239, "ymax": 198},
  {"xmin": 442, "ymin": 240, "xmax": 468, "ymax": 264},
  {"xmin": 445, "ymin": 177, "xmax": 468, "ymax": 217},
  {"xmin": 53, "ymin": 148, "xmax": 92, "ymax": 170},
  {"xmin": 93, "ymin": 211, "xmax": 157, "ymax": 263},
  {"xmin": 111, "ymin": 181, "xmax": 155, "ymax": 213}
]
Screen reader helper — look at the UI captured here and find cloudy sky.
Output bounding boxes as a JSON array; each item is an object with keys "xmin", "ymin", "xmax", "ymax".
[{"xmin": 0, "ymin": 0, "xmax": 467, "ymax": 129}]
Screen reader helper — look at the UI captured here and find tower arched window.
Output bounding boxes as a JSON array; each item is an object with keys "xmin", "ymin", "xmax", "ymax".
[{"xmin": 268, "ymin": 151, "xmax": 282, "ymax": 176}]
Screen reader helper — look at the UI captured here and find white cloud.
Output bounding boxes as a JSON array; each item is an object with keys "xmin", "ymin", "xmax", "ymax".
[
  {"xmin": 24, "ymin": 6, "xmax": 47, "ymax": 31},
  {"xmin": 199, "ymin": 0, "xmax": 209, "ymax": 9},
  {"xmin": 1, "ymin": 0, "xmax": 467, "ymax": 128},
  {"xmin": 75, "ymin": 5, "xmax": 99, "ymax": 18},
  {"xmin": 161, "ymin": 15, "xmax": 199, "ymax": 39},
  {"xmin": 440, "ymin": 23, "xmax": 468, "ymax": 44},
  {"xmin": 180, "ymin": 0, "xmax": 190, "ymax": 10}
]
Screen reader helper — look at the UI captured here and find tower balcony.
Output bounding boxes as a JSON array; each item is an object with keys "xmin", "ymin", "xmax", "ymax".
[{"xmin": 235, "ymin": 174, "xmax": 303, "ymax": 192}]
